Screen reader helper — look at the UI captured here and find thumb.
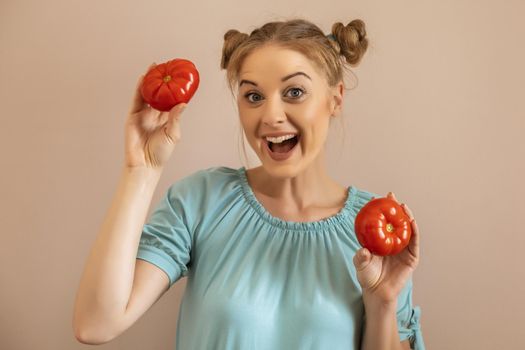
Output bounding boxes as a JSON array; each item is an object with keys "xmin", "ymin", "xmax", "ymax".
[{"xmin": 353, "ymin": 248, "xmax": 372, "ymax": 271}]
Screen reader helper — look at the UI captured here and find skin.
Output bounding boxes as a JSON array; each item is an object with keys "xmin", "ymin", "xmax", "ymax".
[
  {"xmin": 236, "ymin": 45, "xmax": 418, "ymax": 349},
  {"xmin": 355, "ymin": 192, "xmax": 420, "ymax": 303},
  {"xmin": 357, "ymin": 192, "xmax": 419, "ymax": 350},
  {"xmin": 236, "ymin": 44, "xmax": 347, "ymax": 219}
]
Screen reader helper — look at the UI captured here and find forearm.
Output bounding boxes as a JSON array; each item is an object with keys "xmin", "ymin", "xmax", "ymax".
[
  {"xmin": 361, "ymin": 293, "xmax": 404, "ymax": 350},
  {"xmin": 73, "ymin": 166, "xmax": 162, "ymax": 339}
]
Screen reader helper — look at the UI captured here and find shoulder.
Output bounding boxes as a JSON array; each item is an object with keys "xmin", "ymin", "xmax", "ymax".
[
  {"xmin": 169, "ymin": 165, "xmax": 237, "ymax": 188},
  {"xmin": 166, "ymin": 165, "xmax": 241, "ymax": 203},
  {"xmin": 354, "ymin": 186, "xmax": 381, "ymax": 201},
  {"xmin": 199, "ymin": 165, "xmax": 240, "ymax": 182},
  {"xmin": 350, "ymin": 185, "xmax": 382, "ymax": 211}
]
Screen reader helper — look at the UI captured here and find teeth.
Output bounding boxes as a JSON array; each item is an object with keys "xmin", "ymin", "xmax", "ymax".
[{"xmin": 265, "ymin": 134, "xmax": 297, "ymax": 143}]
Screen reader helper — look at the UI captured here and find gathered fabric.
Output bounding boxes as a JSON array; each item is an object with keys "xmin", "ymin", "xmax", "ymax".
[{"xmin": 136, "ymin": 166, "xmax": 426, "ymax": 350}]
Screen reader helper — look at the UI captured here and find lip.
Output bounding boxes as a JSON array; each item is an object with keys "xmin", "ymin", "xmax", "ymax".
[{"xmin": 263, "ymin": 134, "xmax": 300, "ymax": 161}]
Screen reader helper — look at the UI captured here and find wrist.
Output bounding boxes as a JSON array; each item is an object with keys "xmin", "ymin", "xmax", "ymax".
[
  {"xmin": 120, "ymin": 165, "xmax": 163, "ymax": 188},
  {"xmin": 362, "ymin": 292, "xmax": 397, "ymax": 313},
  {"xmin": 122, "ymin": 165, "xmax": 163, "ymax": 176}
]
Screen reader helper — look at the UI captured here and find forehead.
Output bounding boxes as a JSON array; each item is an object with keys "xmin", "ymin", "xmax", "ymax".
[{"xmin": 238, "ymin": 45, "xmax": 321, "ymax": 84}]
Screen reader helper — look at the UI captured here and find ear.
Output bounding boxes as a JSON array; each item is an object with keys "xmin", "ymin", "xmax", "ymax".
[{"xmin": 329, "ymin": 81, "xmax": 344, "ymax": 117}]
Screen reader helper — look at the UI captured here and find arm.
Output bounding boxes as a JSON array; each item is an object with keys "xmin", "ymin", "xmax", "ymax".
[
  {"xmin": 72, "ymin": 166, "xmax": 163, "ymax": 343},
  {"xmin": 354, "ymin": 192, "xmax": 421, "ymax": 350},
  {"xmin": 361, "ymin": 296, "xmax": 411, "ymax": 350}
]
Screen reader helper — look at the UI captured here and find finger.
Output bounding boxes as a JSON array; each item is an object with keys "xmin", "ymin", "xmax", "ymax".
[
  {"xmin": 157, "ymin": 110, "xmax": 169, "ymax": 124},
  {"xmin": 401, "ymin": 203, "xmax": 415, "ymax": 222},
  {"xmin": 129, "ymin": 62, "xmax": 157, "ymax": 114},
  {"xmin": 409, "ymin": 217, "xmax": 420, "ymax": 259},
  {"xmin": 401, "ymin": 203, "xmax": 419, "ymax": 258},
  {"xmin": 165, "ymin": 103, "xmax": 187, "ymax": 139},
  {"xmin": 387, "ymin": 191, "xmax": 399, "ymax": 203}
]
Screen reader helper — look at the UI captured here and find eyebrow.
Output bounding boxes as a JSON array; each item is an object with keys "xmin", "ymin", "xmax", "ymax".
[{"xmin": 239, "ymin": 71, "xmax": 312, "ymax": 88}]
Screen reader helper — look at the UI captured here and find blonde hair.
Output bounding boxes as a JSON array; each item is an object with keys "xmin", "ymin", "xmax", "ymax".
[{"xmin": 220, "ymin": 17, "xmax": 369, "ymax": 168}]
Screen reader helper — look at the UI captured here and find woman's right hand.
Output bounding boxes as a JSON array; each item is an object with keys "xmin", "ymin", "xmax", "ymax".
[{"xmin": 124, "ymin": 63, "xmax": 188, "ymax": 169}]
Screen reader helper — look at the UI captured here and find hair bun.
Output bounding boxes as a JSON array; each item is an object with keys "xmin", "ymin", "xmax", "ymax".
[
  {"xmin": 221, "ymin": 30, "xmax": 249, "ymax": 70},
  {"xmin": 330, "ymin": 19, "xmax": 368, "ymax": 66},
  {"xmin": 348, "ymin": 19, "xmax": 366, "ymax": 42}
]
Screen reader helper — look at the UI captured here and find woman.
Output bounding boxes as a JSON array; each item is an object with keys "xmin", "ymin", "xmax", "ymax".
[{"xmin": 73, "ymin": 18, "xmax": 425, "ymax": 350}]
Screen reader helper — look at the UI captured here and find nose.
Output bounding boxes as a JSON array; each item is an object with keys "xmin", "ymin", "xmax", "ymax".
[{"xmin": 261, "ymin": 95, "xmax": 286, "ymax": 126}]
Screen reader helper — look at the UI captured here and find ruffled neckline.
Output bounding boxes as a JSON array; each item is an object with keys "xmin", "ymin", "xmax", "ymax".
[{"xmin": 236, "ymin": 166, "xmax": 358, "ymax": 232}]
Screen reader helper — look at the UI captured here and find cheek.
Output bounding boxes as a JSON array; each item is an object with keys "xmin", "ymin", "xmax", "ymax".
[
  {"xmin": 239, "ymin": 117, "xmax": 261, "ymax": 148},
  {"xmin": 301, "ymin": 110, "xmax": 330, "ymax": 145},
  {"xmin": 239, "ymin": 114, "xmax": 255, "ymax": 131}
]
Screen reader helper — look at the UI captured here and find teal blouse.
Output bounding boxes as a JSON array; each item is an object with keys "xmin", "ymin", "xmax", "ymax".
[{"xmin": 136, "ymin": 166, "xmax": 425, "ymax": 350}]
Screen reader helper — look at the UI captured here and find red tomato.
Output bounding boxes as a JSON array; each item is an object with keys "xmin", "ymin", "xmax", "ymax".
[
  {"xmin": 354, "ymin": 197, "xmax": 412, "ymax": 256},
  {"xmin": 140, "ymin": 58, "xmax": 200, "ymax": 112}
]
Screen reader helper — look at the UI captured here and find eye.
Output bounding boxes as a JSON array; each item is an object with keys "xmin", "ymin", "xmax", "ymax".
[
  {"xmin": 285, "ymin": 87, "xmax": 305, "ymax": 99},
  {"xmin": 245, "ymin": 92, "xmax": 263, "ymax": 103},
  {"xmin": 244, "ymin": 87, "xmax": 306, "ymax": 104}
]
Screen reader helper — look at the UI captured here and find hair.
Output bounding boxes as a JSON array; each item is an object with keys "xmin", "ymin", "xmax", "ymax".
[{"xmin": 219, "ymin": 17, "xmax": 369, "ymax": 168}]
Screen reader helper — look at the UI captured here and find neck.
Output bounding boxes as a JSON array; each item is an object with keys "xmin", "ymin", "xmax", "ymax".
[{"xmin": 246, "ymin": 155, "xmax": 345, "ymax": 211}]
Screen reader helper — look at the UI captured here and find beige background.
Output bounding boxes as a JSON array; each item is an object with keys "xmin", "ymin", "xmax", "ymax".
[{"xmin": 1, "ymin": 0, "xmax": 524, "ymax": 349}]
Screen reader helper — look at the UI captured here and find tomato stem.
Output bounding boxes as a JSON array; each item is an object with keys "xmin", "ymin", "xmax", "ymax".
[
  {"xmin": 163, "ymin": 75, "xmax": 172, "ymax": 83},
  {"xmin": 386, "ymin": 223, "xmax": 394, "ymax": 232}
]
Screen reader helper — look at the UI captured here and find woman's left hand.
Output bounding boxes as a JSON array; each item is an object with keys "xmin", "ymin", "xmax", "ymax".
[{"xmin": 352, "ymin": 192, "xmax": 420, "ymax": 304}]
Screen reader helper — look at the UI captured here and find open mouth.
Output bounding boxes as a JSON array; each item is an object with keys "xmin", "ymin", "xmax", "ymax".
[{"xmin": 266, "ymin": 135, "xmax": 300, "ymax": 153}]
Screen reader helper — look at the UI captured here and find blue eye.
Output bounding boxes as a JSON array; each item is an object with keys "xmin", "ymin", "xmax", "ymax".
[
  {"xmin": 245, "ymin": 92, "xmax": 263, "ymax": 103},
  {"xmin": 286, "ymin": 87, "xmax": 305, "ymax": 98},
  {"xmin": 244, "ymin": 87, "xmax": 306, "ymax": 103}
]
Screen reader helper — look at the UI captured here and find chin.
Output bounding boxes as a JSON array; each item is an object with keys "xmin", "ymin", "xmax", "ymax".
[{"xmin": 260, "ymin": 162, "xmax": 303, "ymax": 179}]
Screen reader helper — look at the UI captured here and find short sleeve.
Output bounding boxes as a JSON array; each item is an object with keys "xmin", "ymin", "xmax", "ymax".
[
  {"xmin": 136, "ymin": 179, "xmax": 195, "ymax": 289},
  {"xmin": 396, "ymin": 278, "xmax": 426, "ymax": 350}
]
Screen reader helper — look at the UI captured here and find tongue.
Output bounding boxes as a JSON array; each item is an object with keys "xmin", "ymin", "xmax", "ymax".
[{"xmin": 272, "ymin": 137, "xmax": 297, "ymax": 153}]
